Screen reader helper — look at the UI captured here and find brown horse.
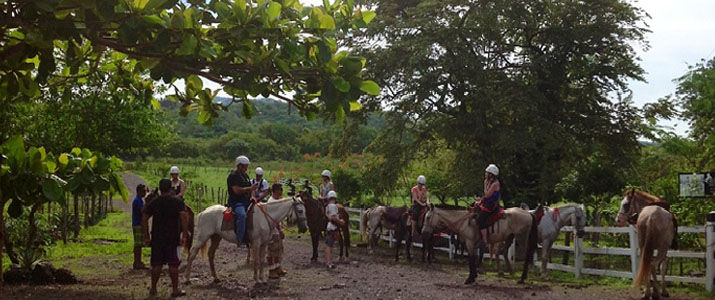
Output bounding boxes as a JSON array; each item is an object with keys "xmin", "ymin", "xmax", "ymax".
[
  {"xmin": 296, "ymin": 183, "xmax": 350, "ymax": 262},
  {"xmin": 145, "ymin": 188, "xmax": 195, "ymax": 256},
  {"xmin": 616, "ymin": 189, "xmax": 677, "ymax": 300}
]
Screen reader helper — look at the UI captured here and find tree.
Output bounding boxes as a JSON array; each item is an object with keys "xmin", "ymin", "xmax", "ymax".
[
  {"xmin": 1, "ymin": 0, "xmax": 378, "ymax": 123},
  {"xmin": 356, "ymin": 0, "xmax": 648, "ymax": 206},
  {"xmin": 675, "ymin": 57, "xmax": 715, "ymax": 170}
]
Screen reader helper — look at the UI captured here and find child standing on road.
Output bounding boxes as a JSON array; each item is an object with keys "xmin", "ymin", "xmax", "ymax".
[
  {"xmin": 324, "ymin": 191, "xmax": 344, "ymax": 269},
  {"xmin": 267, "ymin": 183, "xmax": 287, "ymax": 279},
  {"xmin": 132, "ymin": 184, "xmax": 147, "ymax": 270}
]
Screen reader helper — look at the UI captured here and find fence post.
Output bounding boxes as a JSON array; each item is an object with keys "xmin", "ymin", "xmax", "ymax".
[
  {"xmin": 629, "ymin": 225, "xmax": 639, "ymax": 280},
  {"xmin": 448, "ymin": 235, "xmax": 454, "ymax": 260},
  {"xmin": 359, "ymin": 207, "xmax": 365, "ymax": 242},
  {"xmin": 389, "ymin": 230, "xmax": 394, "ymax": 248},
  {"xmin": 574, "ymin": 228, "xmax": 583, "ymax": 278},
  {"xmin": 705, "ymin": 212, "xmax": 715, "ymax": 292}
]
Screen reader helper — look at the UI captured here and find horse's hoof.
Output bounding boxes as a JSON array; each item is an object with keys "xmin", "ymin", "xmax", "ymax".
[
  {"xmin": 652, "ymin": 294, "xmax": 660, "ymax": 300},
  {"xmin": 640, "ymin": 296, "xmax": 650, "ymax": 300},
  {"xmin": 464, "ymin": 278, "xmax": 476, "ymax": 285}
]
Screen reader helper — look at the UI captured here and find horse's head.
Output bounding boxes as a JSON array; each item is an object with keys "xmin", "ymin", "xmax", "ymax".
[
  {"xmin": 288, "ymin": 197, "xmax": 308, "ymax": 234},
  {"xmin": 616, "ymin": 189, "xmax": 636, "ymax": 227},
  {"xmin": 573, "ymin": 205, "xmax": 586, "ymax": 238},
  {"xmin": 421, "ymin": 204, "xmax": 436, "ymax": 234}
]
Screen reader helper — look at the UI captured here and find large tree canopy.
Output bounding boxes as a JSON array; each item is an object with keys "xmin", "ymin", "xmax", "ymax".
[
  {"xmin": 0, "ymin": 0, "xmax": 379, "ymax": 125},
  {"xmin": 358, "ymin": 0, "xmax": 649, "ymax": 205}
]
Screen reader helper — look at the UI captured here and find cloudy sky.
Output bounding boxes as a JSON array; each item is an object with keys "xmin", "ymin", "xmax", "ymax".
[{"xmin": 206, "ymin": 0, "xmax": 715, "ymax": 136}]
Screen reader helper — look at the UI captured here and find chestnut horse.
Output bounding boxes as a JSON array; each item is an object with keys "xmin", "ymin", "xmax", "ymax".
[{"xmin": 616, "ymin": 189, "xmax": 677, "ymax": 300}]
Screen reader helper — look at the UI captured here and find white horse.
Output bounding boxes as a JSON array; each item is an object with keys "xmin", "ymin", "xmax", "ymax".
[
  {"xmin": 491, "ymin": 204, "xmax": 585, "ymax": 278},
  {"xmin": 534, "ymin": 204, "xmax": 586, "ymax": 279},
  {"xmin": 184, "ymin": 198, "xmax": 307, "ymax": 284}
]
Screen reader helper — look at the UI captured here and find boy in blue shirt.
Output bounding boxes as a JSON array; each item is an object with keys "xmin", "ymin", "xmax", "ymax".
[{"xmin": 132, "ymin": 184, "xmax": 147, "ymax": 270}]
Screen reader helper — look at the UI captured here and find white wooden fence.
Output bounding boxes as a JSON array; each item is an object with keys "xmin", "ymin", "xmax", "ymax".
[{"xmin": 345, "ymin": 207, "xmax": 715, "ymax": 291}]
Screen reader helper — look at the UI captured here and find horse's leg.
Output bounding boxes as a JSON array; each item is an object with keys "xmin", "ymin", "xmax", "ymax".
[
  {"xmin": 465, "ymin": 241, "xmax": 478, "ymax": 284},
  {"xmin": 184, "ymin": 231, "xmax": 210, "ymax": 284},
  {"xmin": 245, "ymin": 247, "xmax": 251, "ymax": 265},
  {"xmin": 310, "ymin": 229, "xmax": 319, "ymax": 261},
  {"xmin": 343, "ymin": 223, "xmax": 350, "ymax": 259},
  {"xmin": 394, "ymin": 228, "xmax": 403, "ymax": 261},
  {"xmin": 541, "ymin": 240, "xmax": 552, "ymax": 279},
  {"xmin": 502, "ymin": 237, "xmax": 514, "ymax": 275},
  {"xmin": 493, "ymin": 244, "xmax": 503, "ymax": 277},
  {"xmin": 337, "ymin": 230, "xmax": 345, "ymax": 262},
  {"xmin": 259, "ymin": 244, "xmax": 267, "ymax": 283},
  {"xmin": 659, "ymin": 256, "xmax": 669, "ymax": 298},
  {"xmin": 253, "ymin": 242, "xmax": 260, "ymax": 283},
  {"xmin": 208, "ymin": 235, "xmax": 221, "ymax": 283}
]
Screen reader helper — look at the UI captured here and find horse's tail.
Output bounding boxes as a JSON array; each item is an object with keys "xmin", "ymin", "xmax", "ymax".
[
  {"xmin": 184, "ymin": 205, "xmax": 195, "ymax": 258},
  {"xmin": 634, "ymin": 220, "xmax": 654, "ymax": 287},
  {"xmin": 361, "ymin": 208, "xmax": 371, "ymax": 241},
  {"xmin": 189, "ymin": 209, "xmax": 208, "ymax": 259},
  {"xmin": 520, "ymin": 213, "xmax": 539, "ymax": 283}
]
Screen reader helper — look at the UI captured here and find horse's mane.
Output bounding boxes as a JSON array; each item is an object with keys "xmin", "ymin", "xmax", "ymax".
[
  {"xmin": 554, "ymin": 203, "xmax": 584, "ymax": 210},
  {"xmin": 625, "ymin": 189, "xmax": 662, "ymax": 203},
  {"xmin": 263, "ymin": 197, "xmax": 294, "ymax": 205}
]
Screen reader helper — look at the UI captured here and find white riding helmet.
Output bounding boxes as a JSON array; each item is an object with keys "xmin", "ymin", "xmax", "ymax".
[
  {"xmin": 327, "ymin": 190, "xmax": 337, "ymax": 199},
  {"xmin": 170, "ymin": 166, "xmax": 179, "ymax": 174},
  {"xmin": 235, "ymin": 155, "xmax": 250, "ymax": 165},
  {"xmin": 321, "ymin": 169, "xmax": 331, "ymax": 177},
  {"xmin": 485, "ymin": 164, "xmax": 499, "ymax": 176},
  {"xmin": 417, "ymin": 175, "xmax": 426, "ymax": 185},
  {"xmin": 255, "ymin": 167, "xmax": 264, "ymax": 176}
]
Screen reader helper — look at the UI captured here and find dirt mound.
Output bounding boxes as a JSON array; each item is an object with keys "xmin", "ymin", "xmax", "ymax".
[{"xmin": 4, "ymin": 263, "xmax": 78, "ymax": 285}]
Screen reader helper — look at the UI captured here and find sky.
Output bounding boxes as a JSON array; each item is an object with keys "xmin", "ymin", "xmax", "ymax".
[{"xmin": 203, "ymin": 0, "xmax": 715, "ymax": 136}]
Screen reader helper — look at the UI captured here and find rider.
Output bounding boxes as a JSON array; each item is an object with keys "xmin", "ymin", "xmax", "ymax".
[
  {"xmin": 318, "ymin": 170, "xmax": 335, "ymax": 206},
  {"xmin": 411, "ymin": 175, "xmax": 429, "ymax": 238},
  {"xmin": 169, "ymin": 166, "xmax": 186, "ymax": 200},
  {"xmin": 251, "ymin": 167, "xmax": 270, "ymax": 203},
  {"xmin": 227, "ymin": 156, "xmax": 258, "ymax": 247},
  {"xmin": 474, "ymin": 164, "xmax": 501, "ymax": 249}
]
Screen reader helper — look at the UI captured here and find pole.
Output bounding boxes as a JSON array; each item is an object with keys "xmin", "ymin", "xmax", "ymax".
[
  {"xmin": 574, "ymin": 227, "xmax": 584, "ymax": 278},
  {"xmin": 705, "ymin": 211, "xmax": 715, "ymax": 292},
  {"xmin": 629, "ymin": 225, "xmax": 639, "ymax": 280}
]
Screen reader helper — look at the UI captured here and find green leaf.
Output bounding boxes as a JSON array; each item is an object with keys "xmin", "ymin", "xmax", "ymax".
[
  {"xmin": 319, "ymin": 14, "xmax": 335, "ymax": 29},
  {"xmin": 335, "ymin": 105, "xmax": 345, "ymax": 124},
  {"xmin": 267, "ymin": 1, "xmax": 282, "ymax": 20},
  {"xmin": 141, "ymin": 15, "xmax": 166, "ymax": 26},
  {"xmin": 133, "ymin": 0, "xmax": 150, "ymax": 10},
  {"xmin": 186, "ymin": 74, "xmax": 203, "ymax": 90},
  {"xmin": 58, "ymin": 153, "xmax": 69, "ymax": 166},
  {"xmin": 71, "ymin": 147, "xmax": 81, "ymax": 156},
  {"xmin": 317, "ymin": 41, "xmax": 331, "ymax": 64},
  {"xmin": 359, "ymin": 80, "xmax": 380, "ymax": 95},
  {"xmin": 274, "ymin": 58, "xmax": 291, "ymax": 75},
  {"xmin": 332, "ymin": 77, "xmax": 350, "ymax": 92},
  {"xmin": 144, "ymin": 0, "xmax": 167, "ymax": 10},
  {"xmin": 242, "ymin": 101, "xmax": 254, "ymax": 119},
  {"xmin": 151, "ymin": 98, "xmax": 161, "ymax": 110},
  {"xmin": 215, "ymin": 2, "xmax": 231, "ymax": 18},
  {"xmin": 93, "ymin": 176, "xmax": 111, "ymax": 192},
  {"xmin": 349, "ymin": 101, "xmax": 362, "ymax": 111},
  {"xmin": 361, "ymin": 11, "xmax": 376, "ymax": 24},
  {"xmin": 109, "ymin": 173, "xmax": 129, "ymax": 202},
  {"xmin": 177, "ymin": 35, "xmax": 198, "ymax": 55},
  {"xmin": 197, "ymin": 110, "xmax": 211, "ymax": 124},
  {"xmin": 42, "ymin": 178, "xmax": 64, "ymax": 202}
]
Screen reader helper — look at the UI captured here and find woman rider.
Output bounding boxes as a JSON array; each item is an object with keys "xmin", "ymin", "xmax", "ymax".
[
  {"xmin": 318, "ymin": 170, "xmax": 335, "ymax": 206},
  {"xmin": 475, "ymin": 164, "xmax": 500, "ymax": 248},
  {"xmin": 169, "ymin": 166, "xmax": 186, "ymax": 200},
  {"xmin": 411, "ymin": 175, "xmax": 429, "ymax": 238}
]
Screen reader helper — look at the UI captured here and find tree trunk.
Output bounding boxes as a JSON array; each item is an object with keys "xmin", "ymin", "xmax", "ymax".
[
  {"xmin": 2, "ymin": 221, "xmax": 19, "ymax": 265},
  {"xmin": 84, "ymin": 195, "xmax": 89, "ymax": 229},
  {"xmin": 74, "ymin": 193, "xmax": 80, "ymax": 239},
  {"xmin": 62, "ymin": 198, "xmax": 68, "ymax": 244},
  {"xmin": 28, "ymin": 204, "xmax": 40, "ymax": 248},
  {"xmin": 90, "ymin": 192, "xmax": 96, "ymax": 225}
]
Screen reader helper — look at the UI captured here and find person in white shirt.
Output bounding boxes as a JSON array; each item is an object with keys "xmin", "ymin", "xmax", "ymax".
[
  {"xmin": 324, "ymin": 191, "xmax": 344, "ymax": 269},
  {"xmin": 251, "ymin": 167, "xmax": 270, "ymax": 203},
  {"xmin": 266, "ymin": 183, "xmax": 286, "ymax": 279}
]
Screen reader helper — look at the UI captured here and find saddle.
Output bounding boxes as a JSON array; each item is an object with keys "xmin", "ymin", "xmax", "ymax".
[
  {"xmin": 220, "ymin": 203, "xmax": 255, "ymax": 245},
  {"xmin": 487, "ymin": 207, "xmax": 505, "ymax": 227}
]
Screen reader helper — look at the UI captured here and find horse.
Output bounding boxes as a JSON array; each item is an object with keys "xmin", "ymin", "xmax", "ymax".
[
  {"xmin": 361, "ymin": 205, "xmax": 421, "ymax": 261},
  {"xmin": 184, "ymin": 197, "xmax": 307, "ymax": 283},
  {"xmin": 533, "ymin": 204, "xmax": 586, "ymax": 279},
  {"xmin": 297, "ymin": 182, "xmax": 351, "ymax": 262},
  {"xmin": 144, "ymin": 188, "xmax": 195, "ymax": 256},
  {"xmin": 422, "ymin": 204, "xmax": 539, "ymax": 284},
  {"xmin": 616, "ymin": 189, "xmax": 677, "ymax": 300}
]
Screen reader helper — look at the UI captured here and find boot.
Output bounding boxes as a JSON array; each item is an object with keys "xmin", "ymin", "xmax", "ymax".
[
  {"xmin": 268, "ymin": 268, "xmax": 280, "ymax": 279},
  {"xmin": 277, "ymin": 267, "xmax": 287, "ymax": 276}
]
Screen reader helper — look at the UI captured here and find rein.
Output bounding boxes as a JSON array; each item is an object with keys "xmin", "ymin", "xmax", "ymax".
[
  {"xmin": 255, "ymin": 198, "xmax": 298, "ymax": 232},
  {"xmin": 434, "ymin": 210, "xmax": 474, "ymax": 233}
]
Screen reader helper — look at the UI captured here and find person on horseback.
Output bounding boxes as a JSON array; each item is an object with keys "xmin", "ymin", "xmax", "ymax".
[
  {"xmin": 251, "ymin": 167, "xmax": 270, "ymax": 203},
  {"xmin": 227, "ymin": 156, "xmax": 259, "ymax": 248},
  {"xmin": 411, "ymin": 175, "xmax": 429, "ymax": 238},
  {"xmin": 169, "ymin": 166, "xmax": 186, "ymax": 200},
  {"xmin": 324, "ymin": 190, "xmax": 344, "ymax": 269},
  {"xmin": 474, "ymin": 164, "xmax": 501, "ymax": 249},
  {"xmin": 318, "ymin": 169, "xmax": 335, "ymax": 206}
]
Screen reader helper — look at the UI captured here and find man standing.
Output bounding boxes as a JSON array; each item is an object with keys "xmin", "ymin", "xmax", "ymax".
[
  {"xmin": 132, "ymin": 184, "xmax": 147, "ymax": 270},
  {"xmin": 143, "ymin": 179, "xmax": 189, "ymax": 298},
  {"xmin": 227, "ymin": 155, "xmax": 258, "ymax": 247}
]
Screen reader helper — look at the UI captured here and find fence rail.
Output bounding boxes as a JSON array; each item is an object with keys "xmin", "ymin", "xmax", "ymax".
[{"xmin": 344, "ymin": 207, "xmax": 715, "ymax": 291}]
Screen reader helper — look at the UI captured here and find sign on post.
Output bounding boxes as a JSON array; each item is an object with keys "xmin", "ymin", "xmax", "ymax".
[{"xmin": 679, "ymin": 172, "xmax": 715, "ymax": 197}]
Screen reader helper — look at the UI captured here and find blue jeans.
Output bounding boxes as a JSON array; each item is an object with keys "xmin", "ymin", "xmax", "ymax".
[{"xmin": 232, "ymin": 204, "xmax": 247, "ymax": 244}]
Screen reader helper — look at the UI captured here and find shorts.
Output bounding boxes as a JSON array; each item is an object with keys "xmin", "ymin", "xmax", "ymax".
[
  {"xmin": 477, "ymin": 210, "xmax": 495, "ymax": 229},
  {"xmin": 325, "ymin": 230, "xmax": 339, "ymax": 247},
  {"xmin": 150, "ymin": 245, "xmax": 181, "ymax": 267},
  {"xmin": 411, "ymin": 204, "xmax": 425, "ymax": 221},
  {"xmin": 268, "ymin": 239, "xmax": 284, "ymax": 258},
  {"xmin": 132, "ymin": 226, "xmax": 144, "ymax": 248}
]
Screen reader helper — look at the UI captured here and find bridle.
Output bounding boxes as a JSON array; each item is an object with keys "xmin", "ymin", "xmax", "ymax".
[{"xmin": 256, "ymin": 197, "xmax": 306, "ymax": 232}]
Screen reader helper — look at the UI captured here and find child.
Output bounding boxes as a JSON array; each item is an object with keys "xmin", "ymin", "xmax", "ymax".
[
  {"xmin": 324, "ymin": 191, "xmax": 344, "ymax": 269},
  {"xmin": 132, "ymin": 184, "xmax": 147, "ymax": 270},
  {"xmin": 266, "ymin": 183, "xmax": 286, "ymax": 279}
]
